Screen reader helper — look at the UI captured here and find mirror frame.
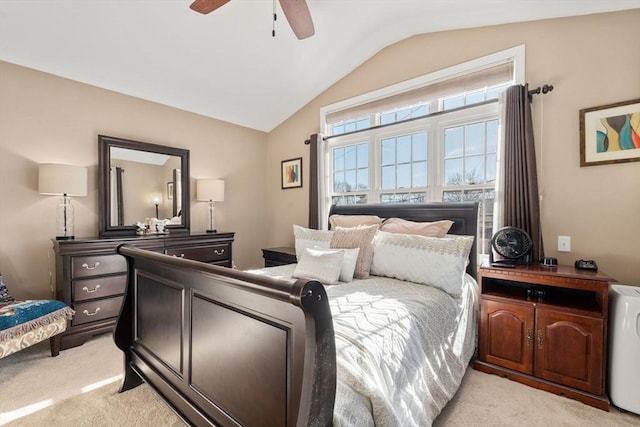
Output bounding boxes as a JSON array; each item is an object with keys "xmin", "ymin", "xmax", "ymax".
[{"xmin": 98, "ymin": 135, "xmax": 190, "ymax": 238}]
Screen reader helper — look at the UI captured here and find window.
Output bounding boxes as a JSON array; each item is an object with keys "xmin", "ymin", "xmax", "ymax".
[{"xmin": 319, "ymin": 46, "xmax": 525, "ymax": 261}]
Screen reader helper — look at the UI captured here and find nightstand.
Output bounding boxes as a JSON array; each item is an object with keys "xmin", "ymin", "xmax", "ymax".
[
  {"xmin": 473, "ymin": 264, "xmax": 614, "ymax": 410},
  {"xmin": 261, "ymin": 247, "xmax": 297, "ymax": 267}
]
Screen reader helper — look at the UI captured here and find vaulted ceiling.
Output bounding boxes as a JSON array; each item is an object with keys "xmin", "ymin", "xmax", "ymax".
[{"xmin": 1, "ymin": 1, "xmax": 638, "ymax": 132}]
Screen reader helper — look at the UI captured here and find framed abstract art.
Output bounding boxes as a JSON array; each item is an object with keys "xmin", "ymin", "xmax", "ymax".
[
  {"xmin": 281, "ymin": 157, "xmax": 302, "ymax": 189},
  {"xmin": 580, "ymin": 98, "xmax": 640, "ymax": 166}
]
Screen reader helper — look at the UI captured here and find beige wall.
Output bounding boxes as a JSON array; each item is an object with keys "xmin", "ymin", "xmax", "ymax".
[
  {"xmin": 266, "ymin": 10, "xmax": 640, "ymax": 286},
  {"xmin": 0, "ymin": 62, "xmax": 269, "ymax": 299}
]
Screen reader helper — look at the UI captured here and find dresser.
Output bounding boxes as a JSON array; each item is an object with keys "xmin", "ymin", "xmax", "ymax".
[
  {"xmin": 52, "ymin": 232, "xmax": 234, "ymax": 350},
  {"xmin": 473, "ymin": 264, "xmax": 613, "ymax": 410}
]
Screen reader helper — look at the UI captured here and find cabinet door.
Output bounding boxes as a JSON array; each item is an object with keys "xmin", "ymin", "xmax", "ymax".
[
  {"xmin": 534, "ymin": 309, "xmax": 604, "ymax": 395},
  {"xmin": 480, "ymin": 299, "xmax": 535, "ymax": 374}
]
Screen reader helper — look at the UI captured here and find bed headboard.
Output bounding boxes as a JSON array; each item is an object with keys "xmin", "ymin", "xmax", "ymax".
[{"xmin": 328, "ymin": 201, "xmax": 480, "ymax": 279}]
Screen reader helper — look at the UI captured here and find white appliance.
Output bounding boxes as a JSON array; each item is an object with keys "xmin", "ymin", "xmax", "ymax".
[{"xmin": 608, "ymin": 284, "xmax": 640, "ymax": 415}]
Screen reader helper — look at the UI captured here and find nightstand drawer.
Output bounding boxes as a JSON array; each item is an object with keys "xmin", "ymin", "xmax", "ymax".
[
  {"xmin": 72, "ymin": 274, "xmax": 127, "ymax": 302},
  {"xmin": 71, "ymin": 255, "xmax": 127, "ymax": 278},
  {"xmin": 72, "ymin": 296, "xmax": 124, "ymax": 326},
  {"xmin": 166, "ymin": 244, "xmax": 231, "ymax": 263}
]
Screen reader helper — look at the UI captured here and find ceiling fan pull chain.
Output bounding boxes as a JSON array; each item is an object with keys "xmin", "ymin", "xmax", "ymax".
[{"xmin": 272, "ymin": 0, "xmax": 277, "ymax": 37}]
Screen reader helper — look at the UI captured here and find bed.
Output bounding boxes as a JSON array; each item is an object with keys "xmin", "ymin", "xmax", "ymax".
[{"xmin": 114, "ymin": 201, "xmax": 479, "ymax": 426}]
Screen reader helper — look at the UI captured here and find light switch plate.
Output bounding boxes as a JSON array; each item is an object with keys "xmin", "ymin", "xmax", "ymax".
[{"xmin": 558, "ymin": 236, "xmax": 571, "ymax": 252}]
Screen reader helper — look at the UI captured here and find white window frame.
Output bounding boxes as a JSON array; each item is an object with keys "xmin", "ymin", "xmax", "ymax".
[{"xmin": 318, "ymin": 45, "xmax": 525, "ymax": 227}]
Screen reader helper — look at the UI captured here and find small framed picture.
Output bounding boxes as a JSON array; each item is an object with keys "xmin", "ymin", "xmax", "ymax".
[
  {"xmin": 281, "ymin": 157, "xmax": 302, "ymax": 189},
  {"xmin": 167, "ymin": 182, "xmax": 174, "ymax": 200},
  {"xmin": 580, "ymin": 98, "xmax": 640, "ymax": 166}
]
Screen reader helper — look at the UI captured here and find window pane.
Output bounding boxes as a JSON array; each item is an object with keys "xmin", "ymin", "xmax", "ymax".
[
  {"xmin": 357, "ymin": 168, "xmax": 369, "ymax": 190},
  {"xmin": 486, "ymin": 153, "xmax": 496, "ymax": 183},
  {"xmin": 345, "ymin": 146, "xmax": 357, "ymax": 169},
  {"xmin": 412, "ymin": 133, "xmax": 427, "ymax": 161},
  {"xmin": 333, "ymin": 171, "xmax": 344, "ymax": 192},
  {"xmin": 445, "ymin": 158, "xmax": 463, "ymax": 185},
  {"xmin": 412, "ymin": 161, "xmax": 427, "ymax": 187},
  {"xmin": 381, "ymin": 112, "xmax": 394, "ymax": 125},
  {"xmin": 487, "ymin": 119, "xmax": 498, "ymax": 153},
  {"xmin": 381, "ymin": 165, "xmax": 395, "ymax": 190},
  {"xmin": 345, "ymin": 170, "xmax": 357, "ymax": 191},
  {"xmin": 443, "ymin": 190, "xmax": 463, "ymax": 202},
  {"xmin": 397, "ymin": 135, "xmax": 412, "ymax": 163},
  {"xmin": 357, "ymin": 144, "xmax": 368, "ymax": 168},
  {"xmin": 414, "ymin": 104, "xmax": 429, "ymax": 117},
  {"xmin": 466, "ymin": 90, "xmax": 485, "ymax": 105},
  {"xmin": 397, "ymin": 164, "xmax": 411, "ymax": 188},
  {"xmin": 445, "ymin": 127, "xmax": 463, "ymax": 157},
  {"xmin": 465, "ymin": 122, "xmax": 485, "ymax": 155},
  {"xmin": 334, "ymin": 147, "xmax": 344, "ymax": 170},
  {"xmin": 443, "ymin": 94, "xmax": 464, "ymax": 110},
  {"xmin": 332, "ymin": 194, "xmax": 367, "ymax": 205},
  {"xmin": 381, "ymin": 138, "xmax": 395, "ymax": 165},
  {"xmin": 465, "ymin": 155, "xmax": 484, "ymax": 184},
  {"xmin": 357, "ymin": 118, "xmax": 371, "ymax": 129}
]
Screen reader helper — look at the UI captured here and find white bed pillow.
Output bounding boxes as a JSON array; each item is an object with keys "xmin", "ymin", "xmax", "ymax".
[
  {"xmin": 292, "ymin": 247, "xmax": 345, "ymax": 285},
  {"xmin": 370, "ymin": 230, "xmax": 474, "ymax": 297},
  {"xmin": 293, "ymin": 225, "xmax": 333, "ymax": 261}
]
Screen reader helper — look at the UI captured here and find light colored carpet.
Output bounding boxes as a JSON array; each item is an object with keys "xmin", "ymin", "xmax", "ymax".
[{"xmin": 1, "ymin": 334, "xmax": 638, "ymax": 426}]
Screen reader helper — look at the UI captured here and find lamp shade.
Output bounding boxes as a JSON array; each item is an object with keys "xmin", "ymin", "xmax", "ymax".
[
  {"xmin": 196, "ymin": 179, "xmax": 225, "ymax": 202},
  {"xmin": 38, "ymin": 164, "xmax": 88, "ymax": 196}
]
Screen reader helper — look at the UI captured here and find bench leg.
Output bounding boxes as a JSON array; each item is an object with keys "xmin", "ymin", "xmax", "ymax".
[{"xmin": 49, "ymin": 334, "xmax": 61, "ymax": 357}]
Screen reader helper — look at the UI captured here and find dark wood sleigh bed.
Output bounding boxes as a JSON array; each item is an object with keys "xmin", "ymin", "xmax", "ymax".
[{"xmin": 113, "ymin": 202, "xmax": 479, "ymax": 427}]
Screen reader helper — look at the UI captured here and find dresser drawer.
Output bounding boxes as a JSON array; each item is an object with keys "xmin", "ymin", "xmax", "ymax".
[
  {"xmin": 72, "ymin": 296, "xmax": 124, "ymax": 326},
  {"xmin": 72, "ymin": 274, "xmax": 127, "ymax": 302},
  {"xmin": 71, "ymin": 254, "xmax": 127, "ymax": 278},
  {"xmin": 166, "ymin": 244, "xmax": 231, "ymax": 263}
]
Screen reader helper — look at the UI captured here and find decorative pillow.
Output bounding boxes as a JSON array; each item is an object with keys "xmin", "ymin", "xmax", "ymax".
[
  {"xmin": 380, "ymin": 218, "xmax": 454, "ymax": 238},
  {"xmin": 370, "ymin": 230, "xmax": 474, "ymax": 297},
  {"xmin": 292, "ymin": 247, "xmax": 345, "ymax": 285},
  {"xmin": 329, "ymin": 214, "xmax": 382, "ymax": 229},
  {"xmin": 330, "ymin": 224, "xmax": 378, "ymax": 279},
  {"xmin": 293, "ymin": 225, "xmax": 333, "ymax": 261}
]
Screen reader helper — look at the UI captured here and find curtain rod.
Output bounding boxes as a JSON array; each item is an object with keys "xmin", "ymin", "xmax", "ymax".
[
  {"xmin": 316, "ymin": 98, "xmax": 499, "ymax": 142},
  {"xmin": 528, "ymin": 84, "xmax": 554, "ymax": 98}
]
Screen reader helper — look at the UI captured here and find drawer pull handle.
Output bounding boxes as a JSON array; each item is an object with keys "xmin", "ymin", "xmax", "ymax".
[
  {"xmin": 171, "ymin": 254, "xmax": 185, "ymax": 258},
  {"xmin": 82, "ymin": 285, "xmax": 101, "ymax": 293},
  {"xmin": 214, "ymin": 249, "xmax": 225, "ymax": 256},
  {"xmin": 526, "ymin": 329, "xmax": 533, "ymax": 348},
  {"xmin": 81, "ymin": 262, "xmax": 101, "ymax": 270},
  {"xmin": 83, "ymin": 307, "xmax": 101, "ymax": 317}
]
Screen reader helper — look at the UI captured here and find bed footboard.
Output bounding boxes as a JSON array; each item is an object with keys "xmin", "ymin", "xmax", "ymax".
[{"xmin": 114, "ymin": 245, "xmax": 336, "ymax": 427}]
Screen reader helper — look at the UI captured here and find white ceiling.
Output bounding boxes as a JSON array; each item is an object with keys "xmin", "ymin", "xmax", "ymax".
[{"xmin": 1, "ymin": 1, "xmax": 638, "ymax": 132}]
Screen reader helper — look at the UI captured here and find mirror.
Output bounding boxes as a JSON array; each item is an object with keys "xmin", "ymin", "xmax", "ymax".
[{"xmin": 98, "ymin": 135, "xmax": 190, "ymax": 237}]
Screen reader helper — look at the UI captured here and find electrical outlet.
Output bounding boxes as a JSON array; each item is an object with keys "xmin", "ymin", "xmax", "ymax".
[{"xmin": 558, "ymin": 236, "xmax": 571, "ymax": 252}]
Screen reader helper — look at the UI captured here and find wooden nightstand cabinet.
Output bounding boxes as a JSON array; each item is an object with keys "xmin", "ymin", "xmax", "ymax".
[
  {"xmin": 261, "ymin": 247, "xmax": 297, "ymax": 267},
  {"xmin": 474, "ymin": 264, "xmax": 613, "ymax": 410}
]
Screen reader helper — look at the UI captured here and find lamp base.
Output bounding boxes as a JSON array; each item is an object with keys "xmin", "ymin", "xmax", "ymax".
[
  {"xmin": 205, "ymin": 229, "xmax": 217, "ymax": 233},
  {"xmin": 56, "ymin": 235, "xmax": 75, "ymax": 240}
]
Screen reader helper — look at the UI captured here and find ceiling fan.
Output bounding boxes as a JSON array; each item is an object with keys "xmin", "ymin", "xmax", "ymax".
[{"xmin": 189, "ymin": 0, "xmax": 315, "ymax": 40}]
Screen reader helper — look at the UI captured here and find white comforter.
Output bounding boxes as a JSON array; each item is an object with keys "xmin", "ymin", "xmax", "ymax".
[{"xmin": 251, "ymin": 265, "xmax": 478, "ymax": 426}]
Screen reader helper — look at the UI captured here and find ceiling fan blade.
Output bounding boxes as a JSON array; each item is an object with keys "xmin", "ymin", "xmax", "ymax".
[
  {"xmin": 278, "ymin": 0, "xmax": 315, "ymax": 39},
  {"xmin": 190, "ymin": 0, "xmax": 231, "ymax": 15}
]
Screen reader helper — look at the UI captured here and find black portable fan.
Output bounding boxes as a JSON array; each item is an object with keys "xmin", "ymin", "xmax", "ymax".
[{"xmin": 490, "ymin": 226, "xmax": 533, "ymax": 266}]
